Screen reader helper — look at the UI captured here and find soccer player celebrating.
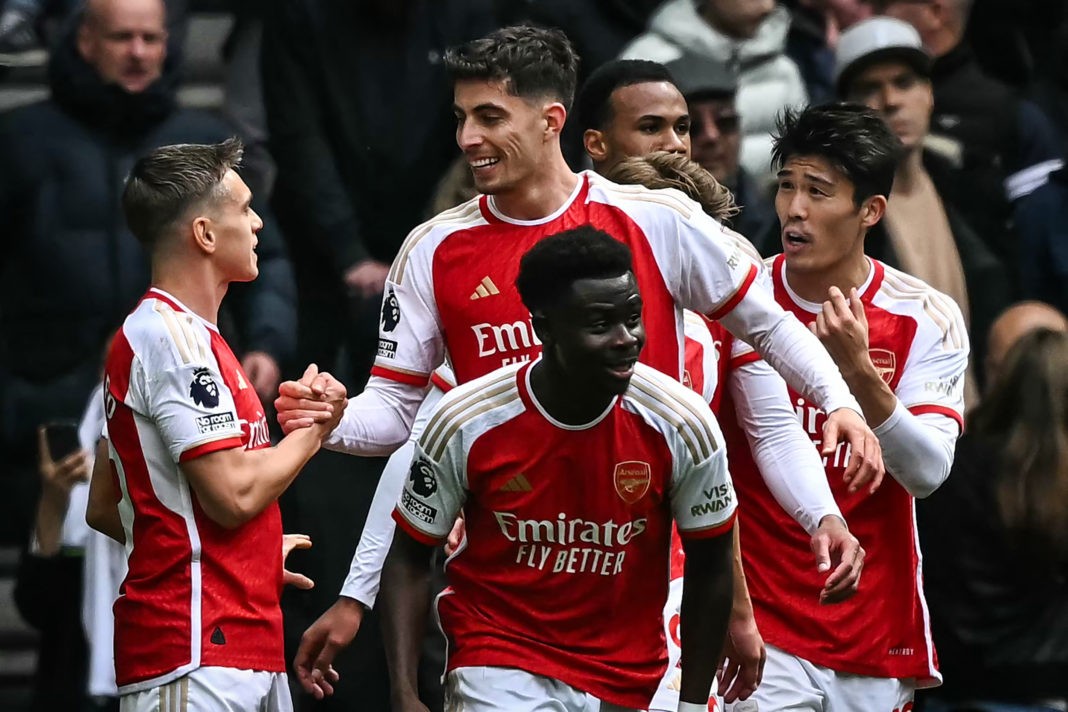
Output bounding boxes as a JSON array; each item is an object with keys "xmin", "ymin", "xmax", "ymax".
[
  {"xmin": 382, "ymin": 227, "xmax": 736, "ymax": 712},
  {"xmin": 85, "ymin": 139, "xmax": 345, "ymax": 711},
  {"xmin": 723, "ymin": 103, "xmax": 969, "ymax": 710},
  {"xmin": 284, "ymin": 26, "xmax": 882, "ymax": 696}
]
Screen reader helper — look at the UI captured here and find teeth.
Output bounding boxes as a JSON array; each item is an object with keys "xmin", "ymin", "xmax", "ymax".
[{"xmin": 471, "ymin": 158, "xmax": 499, "ymax": 168}]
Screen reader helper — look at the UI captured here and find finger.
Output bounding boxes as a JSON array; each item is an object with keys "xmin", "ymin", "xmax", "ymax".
[
  {"xmin": 717, "ymin": 655, "xmax": 741, "ymax": 697},
  {"xmin": 300, "ymin": 363, "xmax": 320, "ymax": 386},
  {"xmin": 828, "ymin": 286, "xmax": 852, "ymax": 320},
  {"xmin": 821, "ymin": 417, "xmax": 838, "ymax": 457},
  {"xmin": 311, "ymin": 372, "xmax": 332, "ymax": 398},
  {"xmin": 849, "ymin": 287, "xmax": 866, "ymax": 322},
  {"xmin": 278, "ymin": 380, "xmax": 315, "ymax": 399},
  {"xmin": 725, "ymin": 661, "xmax": 760, "ymax": 704},
  {"xmin": 811, "ymin": 535, "xmax": 831, "ymax": 573},
  {"xmin": 284, "ymin": 570, "xmax": 315, "ymax": 590},
  {"xmin": 276, "ymin": 395, "xmax": 334, "ymax": 413},
  {"xmin": 294, "ymin": 639, "xmax": 325, "ymax": 697},
  {"xmin": 814, "ymin": 310, "xmax": 828, "ymax": 339},
  {"xmin": 57, "ymin": 449, "xmax": 87, "ymax": 470},
  {"xmin": 278, "ymin": 407, "xmax": 335, "ymax": 424},
  {"xmin": 36, "ymin": 426, "xmax": 53, "ymax": 465}
]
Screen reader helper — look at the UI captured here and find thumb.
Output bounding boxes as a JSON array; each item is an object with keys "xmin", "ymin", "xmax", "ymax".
[
  {"xmin": 812, "ymin": 536, "xmax": 831, "ymax": 573},
  {"xmin": 300, "ymin": 363, "xmax": 320, "ymax": 386},
  {"xmin": 821, "ymin": 417, "xmax": 838, "ymax": 456},
  {"xmin": 36, "ymin": 426, "xmax": 53, "ymax": 465}
]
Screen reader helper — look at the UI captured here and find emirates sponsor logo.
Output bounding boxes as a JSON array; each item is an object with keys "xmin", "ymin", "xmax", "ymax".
[
  {"xmin": 470, "ymin": 316, "xmax": 542, "ymax": 366},
  {"xmin": 613, "ymin": 461, "xmax": 651, "ymax": 504},
  {"xmin": 494, "ymin": 510, "xmax": 649, "ymax": 576}
]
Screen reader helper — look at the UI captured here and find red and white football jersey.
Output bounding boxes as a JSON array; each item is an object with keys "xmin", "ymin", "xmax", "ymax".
[
  {"xmin": 372, "ymin": 171, "xmax": 759, "ymax": 388},
  {"xmin": 392, "ymin": 361, "xmax": 736, "ymax": 709},
  {"xmin": 725, "ymin": 256, "xmax": 967, "ymax": 685},
  {"xmin": 104, "ymin": 289, "xmax": 282, "ymax": 692}
]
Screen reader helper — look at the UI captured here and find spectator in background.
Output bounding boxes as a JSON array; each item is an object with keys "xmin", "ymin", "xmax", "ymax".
[
  {"xmin": 621, "ymin": 0, "xmax": 807, "ymax": 184},
  {"xmin": 665, "ymin": 51, "xmax": 779, "ymax": 254},
  {"xmin": 835, "ymin": 16, "xmax": 1011, "ymax": 401},
  {"xmin": 917, "ymin": 308, "xmax": 1068, "ymax": 711},
  {"xmin": 262, "ymin": 0, "xmax": 497, "ymax": 389},
  {"xmin": 984, "ymin": 301, "xmax": 1068, "ymax": 384},
  {"xmin": 782, "ymin": 0, "xmax": 873, "ymax": 104},
  {"xmin": 877, "ymin": 0, "xmax": 1066, "ymax": 303},
  {"xmin": 0, "ymin": 0, "xmax": 294, "ymax": 546}
]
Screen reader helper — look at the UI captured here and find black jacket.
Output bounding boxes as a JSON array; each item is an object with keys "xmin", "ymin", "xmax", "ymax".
[
  {"xmin": 865, "ymin": 152, "xmax": 1013, "ymax": 388},
  {"xmin": 917, "ymin": 435, "xmax": 1068, "ymax": 700},
  {"xmin": 263, "ymin": 0, "xmax": 497, "ymax": 287},
  {"xmin": 0, "ymin": 23, "xmax": 295, "ymax": 446}
]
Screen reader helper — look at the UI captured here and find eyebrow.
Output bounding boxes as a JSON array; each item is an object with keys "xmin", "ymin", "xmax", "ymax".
[
  {"xmin": 454, "ymin": 102, "xmax": 508, "ymax": 114},
  {"xmin": 777, "ymin": 168, "xmax": 835, "ymax": 187}
]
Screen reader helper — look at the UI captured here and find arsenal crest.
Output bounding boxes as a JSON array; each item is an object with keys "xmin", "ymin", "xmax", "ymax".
[
  {"xmin": 869, "ymin": 348, "xmax": 897, "ymax": 385},
  {"xmin": 613, "ymin": 461, "xmax": 651, "ymax": 504}
]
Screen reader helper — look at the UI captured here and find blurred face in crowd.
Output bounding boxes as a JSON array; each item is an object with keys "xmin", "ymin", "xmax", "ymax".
[
  {"xmin": 879, "ymin": 0, "xmax": 941, "ymax": 39},
  {"xmin": 700, "ymin": 0, "xmax": 775, "ymax": 39},
  {"xmin": 205, "ymin": 170, "xmax": 263, "ymax": 283},
  {"xmin": 775, "ymin": 154, "xmax": 883, "ymax": 277},
  {"xmin": 584, "ymin": 81, "xmax": 690, "ymax": 170},
  {"xmin": 802, "ymin": 0, "xmax": 873, "ymax": 30},
  {"xmin": 688, "ymin": 95, "xmax": 742, "ymax": 184},
  {"xmin": 846, "ymin": 61, "xmax": 933, "ymax": 152},
  {"xmin": 77, "ymin": 0, "xmax": 168, "ymax": 94},
  {"xmin": 454, "ymin": 78, "xmax": 565, "ymax": 196}
]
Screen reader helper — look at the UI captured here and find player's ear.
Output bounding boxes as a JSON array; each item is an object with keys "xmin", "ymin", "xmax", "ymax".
[
  {"xmin": 544, "ymin": 102, "xmax": 567, "ymax": 140},
  {"xmin": 191, "ymin": 215, "xmax": 216, "ymax": 255},
  {"xmin": 583, "ymin": 129, "xmax": 608, "ymax": 163},
  {"xmin": 531, "ymin": 311, "xmax": 553, "ymax": 347},
  {"xmin": 859, "ymin": 195, "xmax": 886, "ymax": 230}
]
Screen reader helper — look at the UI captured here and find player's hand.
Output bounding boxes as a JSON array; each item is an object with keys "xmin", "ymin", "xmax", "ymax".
[
  {"xmin": 810, "ymin": 515, "xmax": 864, "ymax": 604},
  {"xmin": 444, "ymin": 514, "xmax": 466, "ymax": 556},
  {"xmin": 812, "ymin": 287, "xmax": 871, "ymax": 376},
  {"xmin": 241, "ymin": 351, "xmax": 281, "ymax": 404},
  {"xmin": 821, "ymin": 407, "xmax": 884, "ymax": 494},
  {"xmin": 344, "ymin": 259, "xmax": 390, "ymax": 299},
  {"xmin": 275, "ymin": 364, "xmax": 347, "ymax": 433},
  {"xmin": 717, "ymin": 611, "xmax": 765, "ymax": 703},
  {"xmin": 294, "ymin": 597, "xmax": 363, "ymax": 699},
  {"xmin": 282, "ymin": 533, "xmax": 314, "ymax": 590}
]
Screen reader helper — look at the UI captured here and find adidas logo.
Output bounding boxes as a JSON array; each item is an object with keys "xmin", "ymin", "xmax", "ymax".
[
  {"xmin": 499, "ymin": 473, "xmax": 532, "ymax": 492},
  {"xmin": 470, "ymin": 276, "xmax": 501, "ymax": 300}
]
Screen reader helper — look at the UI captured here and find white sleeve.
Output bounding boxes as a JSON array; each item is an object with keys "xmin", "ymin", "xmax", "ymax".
[
  {"xmin": 873, "ymin": 406, "xmax": 959, "ymax": 499},
  {"xmin": 876, "ymin": 297, "xmax": 968, "ymax": 498},
  {"xmin": 727, "ymin": 360, "xmax": 842, "ymax": 534},
  {"xmin": 718, "ymin": 270, "xmax": 862, "ymax": 416},
  {"xmin": 393, "ymin": 425, "xmax": 467, "ymax": 544},
  {"xmin": 338, "ymin": 387, "xmax": 444, "ymax": 607},
  {"xmin": 666, "ymin": 391, "xmax": 737, "ymax": 537},
  {"xmin": 145, "ymin": 359, "xmax": 244, "ymax": 462},
  {"xmin": 322, "ymin": 375, "xmax": 428, "ymax": 456}
]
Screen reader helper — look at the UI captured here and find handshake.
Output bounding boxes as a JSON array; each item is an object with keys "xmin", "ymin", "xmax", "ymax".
[{"xmin": 274, "ymin": 364, "xmax": 349, "ymax": 436}]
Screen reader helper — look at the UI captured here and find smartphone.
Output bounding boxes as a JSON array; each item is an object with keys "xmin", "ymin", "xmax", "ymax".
[{"xmin": 44, "ymin": 421, "xmax": 81, "ymax": 461}]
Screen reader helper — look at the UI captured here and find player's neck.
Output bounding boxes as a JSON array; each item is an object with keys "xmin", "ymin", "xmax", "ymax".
[
  {"xmin": 529, "ymin": 360, "xmax": 615, "ymax": 426},
  {"xmin": 492, "ymin": 156, "xmax": 578, "ymax": 221},
  {"xmin": 785, "ymin": 253, "xmax": 870, "ymax": 304},
  {"xmin": 151, "ymin": 259, "xmax": 226, "ymax": 325}
]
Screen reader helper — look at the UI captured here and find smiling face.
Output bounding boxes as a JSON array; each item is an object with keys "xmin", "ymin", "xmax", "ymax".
[
  {"xmin": 453, "ymin": 78, "xmax": 560, "ymax": 196},
  {"xmin": 846, "ymin": 61, "xmax": 933, "ymax": 152},
  {"xmin": 587, "ymin": 81, "xmax": 690, "ymax": 170},
  {"xmin": 775, "ymin": 154, "xmax": 882, "ymax": 277},
  {"xmin": 541, "ymin": 272, "xmax": 646, "ymax": 398},
  {"xmin": 208, "ymin": 170, "xmax": 262, "ymax": 283}
]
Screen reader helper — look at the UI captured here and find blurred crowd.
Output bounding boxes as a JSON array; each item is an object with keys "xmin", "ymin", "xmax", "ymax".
[{"xmin": 1, "ymin": 0, "xmax": 1067, "ymax": 710}]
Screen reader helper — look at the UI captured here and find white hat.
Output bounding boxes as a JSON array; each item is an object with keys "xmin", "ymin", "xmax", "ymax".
[{"xmin": 834, "ymin": 17, "xmax": 931, "ymax": 95}]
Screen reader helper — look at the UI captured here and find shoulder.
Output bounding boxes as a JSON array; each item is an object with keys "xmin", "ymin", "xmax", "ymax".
[
  {"xmin": 119, "ymin": 296, "xmax": 215, "ymax": 372},
  {"xmin": 586, "ymin": 171, "xmax": 700, "ymax": 221},
  {"xmin": 420, "ymin": 363, "xmax": 525, "ymax": 460},
  {"xmin": 874, "ymin": 261, "xmax": 967, "ymax": 352},
  {"xmin": 625, "ymin": 364, "xmax": 719, "ymax": 463},
  {"xmin": 388, "ymin": 196, "xmax": 488, "ymax": 285}
]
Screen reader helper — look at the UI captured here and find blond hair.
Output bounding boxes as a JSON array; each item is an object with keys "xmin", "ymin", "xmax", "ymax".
[{"xmin": 605, "ymin": 151, "xmax": 738, "ymax": 221}]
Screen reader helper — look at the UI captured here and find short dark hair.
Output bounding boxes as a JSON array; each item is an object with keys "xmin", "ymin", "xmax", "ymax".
[
  {"xmin": 517, "ymin": 226, "xmax": 634, "ymax": 313},
  {"xmin": 123, "ymin": 138, "xmax": 244, "ymax": 248},
  {"xmin": 573, "ymin": 59, "xmax": 675, "ymax": 132},
  {"xmin": 771, "ymin": 103, "xmax": 901, "ymax": 206},
  {"xmin": 444, "ymin": 25, "xmax": 579, "ymax": 110}
]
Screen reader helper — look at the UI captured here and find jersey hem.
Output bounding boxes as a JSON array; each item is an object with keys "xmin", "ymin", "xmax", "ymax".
[
  {"xmin": 678, "ymin": 510, "xmax": 737, "ymax": 540},
  {"xmin": 906, "ymin": 403, "xmax": 964, "ymax": 432},
  {"xmin": 392, "ymin": 509, "xmax": 444, "ymax": 546},
  {"xmin": 179, "ymin": 436, "xmax": 244, "ymax": 463}
]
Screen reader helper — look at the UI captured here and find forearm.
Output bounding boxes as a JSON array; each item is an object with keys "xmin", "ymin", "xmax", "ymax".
[
  {"xmin": 380, "ymin": 534, "xmax": 434, "ymax": 704},
  {"xmin": 86, "ymin": 439, "xmax": 124, "ymax": 544},
  {"xmin": 873, "ymin": 406, "xmax": 959, "ymax": 498},
  {"xmin": 229, "ymin": 426, "xmax": 324, "ymax": 517},
  {"xmin": 679, "ymin": 532, "xmax": 734, "ymax": 706},
  {"xmin": 840, "ymin": 362, "xmax": 897, "ymax": 428},
  {"xmin": 730, "ymin": 525, "xmax": 753, "ymax": 619},
  {"xmin": 33, "ymin": 494, "xmax": 69, "ymax": 557},
  {"xmin": 720, "ymin": 292, "xmax": 861, "ymax": 415},
  {"xmin": 730, "ymin": 363, "xmax": 842, "ymax": 534},
  {"xmin": 323, "ymin": 376, "xmax": 425, "ymax": 456}
]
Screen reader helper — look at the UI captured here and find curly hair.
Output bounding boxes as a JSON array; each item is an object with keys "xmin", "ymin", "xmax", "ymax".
[{"xmin": 606, "ymin": 151, "xmax": 738, "ymax": 221}]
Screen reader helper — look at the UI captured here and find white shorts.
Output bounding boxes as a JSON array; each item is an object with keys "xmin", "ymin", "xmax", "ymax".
[
  {"xmin": 445, "ymin": 666, "xmax": 641, "ymax": 712},
  {"xmin": 119, "ymin": 667, "xmax": 292, "ymax": 712},
  {"xmin": 725, "ymin": 644, "xmax": 914, "ymax": 712}
]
